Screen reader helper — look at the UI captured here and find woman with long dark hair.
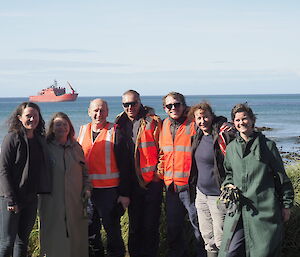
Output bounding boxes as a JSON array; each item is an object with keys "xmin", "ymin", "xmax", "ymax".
[{"xmin": 0, "ymin": 102, "xmax": 50, "ymax": 257}]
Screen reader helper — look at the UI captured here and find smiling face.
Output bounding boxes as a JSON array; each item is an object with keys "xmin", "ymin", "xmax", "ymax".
[
  {"xmin": 18, "ymin": 107, "xmax": 40, "ymax": 133},
  {"xmin": 88, "ymin": 99, "xmax": 108, "ymax": 128},
  {"xmin": 194, "ymin": 109, "xmax": 213, "ymax": 135},
  {"xmin": 52, "ymin": 117, "xmax": 70, "ymax": 142},
  {"xmin": 233, "ymin": 111, "xmax": 254, "ymax": 139},
  {"xmin": 122, "ymin": 93, "xmax": 141, "ymax": 121},
  {"xmin": 164, "ymin": 95, "xmax": 185, "ymax": 120}
]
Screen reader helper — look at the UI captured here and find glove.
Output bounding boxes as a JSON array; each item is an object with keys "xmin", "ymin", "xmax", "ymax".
[
  {"xmin": 81, "ymin": 189, "xmax": 91, "ymax": 218},
  {"xmin": 217, "ymin": 184, "xmax": 240, "ymax": 215}
]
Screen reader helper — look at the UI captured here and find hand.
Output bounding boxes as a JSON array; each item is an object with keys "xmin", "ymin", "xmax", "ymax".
[
  {"xmin": 82, "ymin": 189, "xmax": 91, "ymax": 202},
  {"xmin": 152, "ymin": 173, "xmax": 162, "ymax": 182},
  {"xmin": 7, "ymin": 204, "xmax": 19, "ymax": 214},
  {"xmin": 220, "ymin": 122, "xmax": 233, "ymax": 132},
  {"xmin": 282, "ymin": 208, "xmax": 291, "ymax": 222},
  {"xmin": 117, "ymin": 196, "xmax": 130, "ymax": 209}
]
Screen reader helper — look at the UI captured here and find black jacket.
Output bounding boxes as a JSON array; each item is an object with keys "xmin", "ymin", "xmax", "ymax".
[
  {"xmin": 115, "ymin": 106, "xmax": 159, "ymax": 197},
  {"xmin": 0, "ymin": 130, "xmax": 51, "ymax": 206},
  {"xmin": 189, "ymin": 116, "xmax": 235, "ymax": 202}
]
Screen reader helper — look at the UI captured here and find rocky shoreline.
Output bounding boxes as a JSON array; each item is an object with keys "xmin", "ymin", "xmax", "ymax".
[
  {"xmin": 255, "ymin": 126, "xmax": 300, "ymax": 163},
  {"xmin": 255, "ymin": 126, "xmax": 273, "ymax": 132},
  {"xmin": 280, "ymin": 151, "xmax": 300, "ymax": 163}
]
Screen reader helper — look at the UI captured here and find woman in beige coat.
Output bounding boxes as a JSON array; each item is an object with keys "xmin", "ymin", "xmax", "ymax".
[{"xmin": 39, "ymin": 112, "xmax": 91, "ymax": 257}]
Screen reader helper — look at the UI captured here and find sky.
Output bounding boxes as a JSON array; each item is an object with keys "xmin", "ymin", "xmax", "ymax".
[{"xmin": 1, "ymin": 0, "xmax": 300, "ymax": 97}]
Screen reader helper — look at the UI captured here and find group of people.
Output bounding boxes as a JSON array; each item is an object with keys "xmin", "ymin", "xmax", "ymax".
[{"xmin": 0, "ymin": 90, "xmax": 294, "ymax": 257}]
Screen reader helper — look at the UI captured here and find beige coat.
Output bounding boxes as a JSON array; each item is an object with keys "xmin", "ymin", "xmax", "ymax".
[{"xmin": 39, "ymin": 140, "xmax": 90, "ymax": 257}]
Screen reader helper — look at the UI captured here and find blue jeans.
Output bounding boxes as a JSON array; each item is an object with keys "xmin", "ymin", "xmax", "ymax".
[
  {"xmin": 0, "ymin": 196, "xmax": 37, "ymax": 257},
  {"xmin": 166, "ymin": 188, "xmax": 206, "ymax": 257},
  {"xmin": 128, "ymin": 180, "xmax": 163, "ymax": 257},
  {"xmin": 91, "ymin": 188, "xmax": 125, "ymax": 257}
]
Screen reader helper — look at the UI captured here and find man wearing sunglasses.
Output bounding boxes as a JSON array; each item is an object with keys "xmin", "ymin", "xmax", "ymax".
[
  {"xmin": 115, "ymin": 90, "xmax": 163, "ymax": 257},
  {"xmin": 158, "ymin": 92, "xmax": 206, "ymax": 257}
]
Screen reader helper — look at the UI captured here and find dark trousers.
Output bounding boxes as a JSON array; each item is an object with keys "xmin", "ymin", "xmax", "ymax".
[
  {"xmin": 166, "ymin": 189, "xmax": 206, "ymax": 257},
  {"xmin": 0, "ymin": 196, "xmax": 37, "ymax": 257},
  {"xmin": 227, "ymin": 218, "xmax": 246, "ymax": 257},
  {"xmin": 128, "ymin": 180, "xmax": 163, "ymax": 257},
  {"xmin": 91, "ymin": 188, "xmax": 125, "ymax": 257},
  {"xmin": 88, "ymin": 200, "xmax": 104, "ymax": 257}
]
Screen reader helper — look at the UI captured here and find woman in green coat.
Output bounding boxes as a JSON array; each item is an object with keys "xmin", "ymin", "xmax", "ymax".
[{"xmin": 218, "ymin": 103, "xmax": 294, "ymax": 257}]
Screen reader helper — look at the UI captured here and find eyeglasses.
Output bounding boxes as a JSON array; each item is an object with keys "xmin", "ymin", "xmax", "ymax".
[
  {"xmin": 122, "ymin": 101, "xmax": 138, "ymax": 108},
  {"xmin": 165, "ymin": 102, "xmax": 181, "ymax": 110}
]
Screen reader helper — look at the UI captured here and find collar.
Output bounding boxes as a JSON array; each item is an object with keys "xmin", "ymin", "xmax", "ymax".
[
  {"xmin": 169, "ymin": 115, "xmax": 186, "ymax": 126},
  {"xmin": 237, "ymin": 131, "xmax": 258, "ymax": 143}
]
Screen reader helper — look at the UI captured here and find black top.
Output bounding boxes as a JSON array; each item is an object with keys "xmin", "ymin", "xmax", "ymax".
[
  {"xmin": 27, "ymin": 136, "xmax": 43, "ymax": 195},
  {"xmin": 0, "ymin": 130, "xmax": 51, "ymax": 207},
  {"xmin": 92, "ymin": 131, "xmax": 100, "ymax": 142}
]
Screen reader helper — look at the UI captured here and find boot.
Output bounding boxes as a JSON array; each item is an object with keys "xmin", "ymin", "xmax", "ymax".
[{"xmin": 207, "ymin": 251, "xmax": 218, "ymax": 257}]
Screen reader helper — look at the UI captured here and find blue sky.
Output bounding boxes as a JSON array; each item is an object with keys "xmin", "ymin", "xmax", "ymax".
[{"xmin": 1, "ymin": 0, "xmax": 300, "ymax": 97}]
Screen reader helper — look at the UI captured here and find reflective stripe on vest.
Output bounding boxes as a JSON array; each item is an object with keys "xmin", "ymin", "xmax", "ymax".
[
  {"xmin": 160, "ymin": 117, "xmax": 196, "ymax": 187},
  {"xmin": 164, "ymin": 171, "xmax": 190, "ymax": 178},
  {"xmin": 77, "ymin": 122, "xmax": 119, "ymax": 188},
  {"xmin": 160, "ymin": 145, "xmax": 192, "ymax": 152},
  {"xmin": 137, "ymin": 116, "xmax": 159, "ymax": 183},
  {"xmin": 78, "ymin": 125, "xmax": 87, "ymax": 145}
]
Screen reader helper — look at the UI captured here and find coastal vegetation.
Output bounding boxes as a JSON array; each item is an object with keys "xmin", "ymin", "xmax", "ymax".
[
  {"xmin": 28, "ymin": 162, "xmax": 300, "ymax": 257},
  {"xmin": 282, "ymin": 162, "xmax": 300, "ymax": 257}
]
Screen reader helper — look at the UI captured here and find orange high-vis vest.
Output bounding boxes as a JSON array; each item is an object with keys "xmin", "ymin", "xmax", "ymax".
[
  {"xmin": 136, "ymin": 116, "xmax": 160, "ymax": 184},
  {"xmin": 159, "ymin": 117, "xmax": 196, "ymax": 187},
  {"xmin": 77, "ymin": 122, "xmax": 119, "ymax": 188}
]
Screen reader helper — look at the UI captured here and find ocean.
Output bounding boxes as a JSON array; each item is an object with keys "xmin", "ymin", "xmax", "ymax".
[{"xmin": 0, "ymin": 94, "xmax": 299, "ymax": 159}]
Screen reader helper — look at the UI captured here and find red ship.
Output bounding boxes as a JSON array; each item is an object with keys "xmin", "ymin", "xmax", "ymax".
[{"xmin": 29, "ymin": 80, "xmax": 78, "ymax": 102}]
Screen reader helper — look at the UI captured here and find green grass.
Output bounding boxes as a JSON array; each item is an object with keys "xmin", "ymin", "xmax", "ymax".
[{"xmin": 282, "ymin": 162, "xmax": 300, "ymax": 257}]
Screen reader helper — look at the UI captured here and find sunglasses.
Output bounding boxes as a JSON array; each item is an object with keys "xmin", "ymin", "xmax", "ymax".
[
  {"xmin": 122, "ymin": 101, "xmax": 138, "ymax": 108},
  {"xmin": 165, "ymin": 102, "xmax": 181, "ymax": 110}
]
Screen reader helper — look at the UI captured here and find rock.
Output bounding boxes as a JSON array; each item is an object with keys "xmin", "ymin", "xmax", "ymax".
[
  {"xmin": 255, "ymin": 126, "xmax": 273, "ymax": 132},
  {"xmin": 281, "ymin": 151, "xmax": 300, "ymax": 163}
]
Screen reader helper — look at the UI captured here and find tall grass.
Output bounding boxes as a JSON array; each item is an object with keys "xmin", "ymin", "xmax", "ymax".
[{"xmin": 282, "ymin": 162, "xmax": 300, "ymax": 257}]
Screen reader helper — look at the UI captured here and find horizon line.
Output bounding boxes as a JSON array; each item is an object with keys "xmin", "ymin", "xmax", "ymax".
[{"xmin": 1, "ymin": 92, "xmax": 300, "ymax": 99}]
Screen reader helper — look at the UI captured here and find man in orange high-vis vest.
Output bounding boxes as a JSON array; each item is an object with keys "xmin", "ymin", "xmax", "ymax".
[
  {"xmin": 158, "ymin": 92, "xmax": 206, "ymax": 257},
  {"xmin": 78, "ymin": 99, "xmax": 127, "ymax": 257},
  {"xmin": 115, "ymin": 90, "xmax": 163, "ymax": 257}
]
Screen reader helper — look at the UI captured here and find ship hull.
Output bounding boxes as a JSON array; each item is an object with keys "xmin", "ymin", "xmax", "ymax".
[{"xmin": 29, "ymin": 93, "xmax": 78, "ymax": 102}]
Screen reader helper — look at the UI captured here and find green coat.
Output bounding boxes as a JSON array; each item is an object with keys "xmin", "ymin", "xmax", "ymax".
[{"xmin": 219, "ymin": 132, "xmax": 294, "ymax": 257}]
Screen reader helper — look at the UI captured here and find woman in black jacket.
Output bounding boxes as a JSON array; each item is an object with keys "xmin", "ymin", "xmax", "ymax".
[
  {"xmin": 0, "ymin": 102, "xmax": 50, "ymax": 257},
  {"xmin": 188, "ymin": 102, "xmax": 235, "ymax": 257}
]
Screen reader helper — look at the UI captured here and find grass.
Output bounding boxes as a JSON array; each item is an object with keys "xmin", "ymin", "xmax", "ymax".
[{"xmin": 282, "ymin": 162, "xmax": 300, "ymax": 257}]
